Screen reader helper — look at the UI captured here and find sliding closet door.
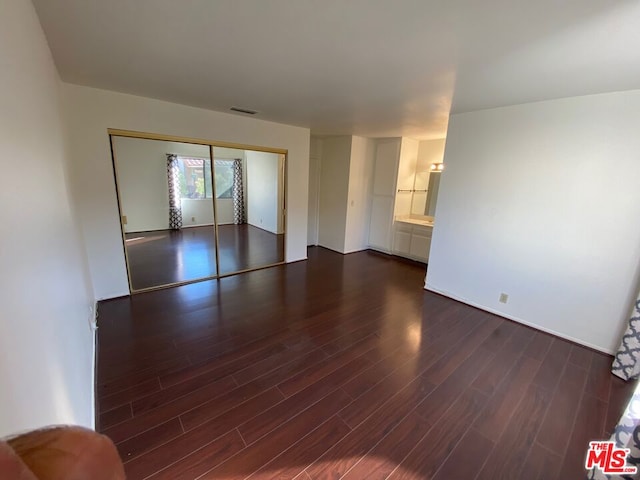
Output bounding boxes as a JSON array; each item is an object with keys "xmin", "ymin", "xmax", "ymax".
[
  {"xmin": 111, "ymin": 136, "xmax": 218, "ymax": 291},
  {"xmin": 213, "ymin": 146, "xmax": 285, "ymax": 276}
]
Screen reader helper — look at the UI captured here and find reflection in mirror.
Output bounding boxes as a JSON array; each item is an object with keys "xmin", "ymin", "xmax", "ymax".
[
  {"xmin": 110, "ymin": 132, "xmax": 287, "ymax": 292},
  {"xmin": 425, "ymin": 172, "xmax": 441, "ymax": 217},
  {"xmin": 112, "ymin": 136, "xmax": 217, "ymax": 290},
  {"xmin": 411, "ymin": 171, "xmax": 429, "ymax": 215},
  {"xmin": 213, "ymin": 147, "xmax": 285, "ymax": 276}
]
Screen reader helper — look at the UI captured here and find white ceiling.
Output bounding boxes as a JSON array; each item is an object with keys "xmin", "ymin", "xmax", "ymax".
[{"xmin": 32, "ymin": 0, "xmax": 640, "ymax": 139}]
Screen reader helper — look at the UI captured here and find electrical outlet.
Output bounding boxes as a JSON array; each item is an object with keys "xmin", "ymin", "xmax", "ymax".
[
  {"xmin": 499, "ymin": 293, "xmax": 509, "ymax": 304},
  {"xmin": 122, "ymin": 215, "xmax": 128, "ymax": 225},
  {"xmin": 191, "ymin": 216, "xmax": 195, "ymax": 222}
]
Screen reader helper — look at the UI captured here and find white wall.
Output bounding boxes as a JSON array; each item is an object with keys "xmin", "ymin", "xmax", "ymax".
[
  {"xmin": 317, "ymin": 136, "xmax": 352, "ymax": 253},
  {"xmin": 315, "ymin": 135, "xmax": 374, "ymax": 254},
  {"xmin": 426, "ymin": 90, "xmax": 640, "ymax": 353},
  {"xmin": 307, "ymin": 137, "xmax": 322, "ymax": 245},
  {"xmin": 344, "ymin": 136, "xmax": 376, "ymax": 253},
  {"xmin": 63, "ymin": 84, "xmax": 310, "ymax": 299},
  {"xmin": 181, "ymin": 199, "xmax": 215, "ymax": 227},
  {"xmin": 211, "ymin": 198, "xmax": 234, "ymax": 225},
  {"xmin": 417, "ymin": 138, "xmax": 446, "ymax": 169},
  {"xmin": 0, "ymin": 0, "xmax": 94, "ymax": 436},
  {"xmin": 245, "ymin": 151, "xmax": 281, "ymax": 234}
]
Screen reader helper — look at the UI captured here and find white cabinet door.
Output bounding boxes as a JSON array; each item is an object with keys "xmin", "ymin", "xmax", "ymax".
[
  {"xmin": 409, "ymin": 233, "xmax": 432, "ymax": 261},
  {"xmin": 368, "ymin": 196, "xmax": 394, "ymax": 251},
  {"xmin": 372, "ymin": 141, "xmax": 400, "ymax": 196},
  {"xmin": 393, "ymin": 230, "xmax": 411, "ymax": 255}
]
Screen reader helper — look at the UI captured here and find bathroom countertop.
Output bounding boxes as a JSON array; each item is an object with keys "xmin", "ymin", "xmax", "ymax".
[{"xmin": 395, "ymin": 217, "xmax": 434, "ymax": 227}]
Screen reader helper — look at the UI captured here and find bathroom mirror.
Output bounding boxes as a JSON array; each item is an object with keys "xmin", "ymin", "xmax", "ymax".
[
  {"xmin": 110, "ymin": 130, "xmax": 286, "ymax": 293},
  {"xmin": 424, "ymin": 171, "xmax": 441, "ymax": 216},
  {"xmin": 411, "ymin": 171, "xmax": 429, "ymax": 215}
]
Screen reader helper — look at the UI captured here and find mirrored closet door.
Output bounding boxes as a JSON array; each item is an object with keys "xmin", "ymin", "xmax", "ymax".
[
  {"xmin": 110, "ymin": 131, "xmax": 286, "ymax": 293},
  {"xmin": 212, "ymin": 147, "xmax": 285, "ymax": 276},
  {"xmin": 111, "ymin": 136, "xmax": 218, "ymax": 291}
]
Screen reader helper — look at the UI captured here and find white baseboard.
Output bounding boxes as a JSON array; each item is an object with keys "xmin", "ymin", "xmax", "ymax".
[
  {"xmin": 316, "ymin": 244, "xmax": 346, "ymax": 254},
  {"xmin": 182, "ymin": 223, "xmax": 215, "ymax": 228},
  {"xmin": 343, "ymin": 247, "xmax": 369, "ymax": 254},
  {"xmin": 424, "ymin": 282, "xmax": 615, "ymax": 355},
  {"xmin": 367, "ymin": 246, "xmax": 393, "ymax": 255}
]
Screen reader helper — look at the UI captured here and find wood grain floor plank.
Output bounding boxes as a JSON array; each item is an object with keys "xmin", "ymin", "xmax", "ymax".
[
  {"xmin": 237, "ymin": 354, "xmax": 373, "ymax": 445},
  {"xmin": 133, "ymin": 430, "xmax": 244, "ymax": 480},
  {"xmin": 518, "ymin": 443, "xmax": 563, "ymax": 480},
  {"xmin": 531, "ymin": 338, "xmax": 573, "ymax": 390},
  {"xmin": 471, "ymin": 326, "xmax": 533, "ymax": 396},
  {"xmin": 476, "ymin": 383, "xmax": 554, "ymax": 480},
  {"xmin": 103, "ymin": 375, "xmax": 237, "ymax": 444},
  {"xmin": 159, "ymin": 342, "xmax": 289, "ymax": 390},
  {"xmin": 99, "ymin": 403, "xmax": 132, "ymax": 431},
  {"xmin": 522, "ymin": 330, "xmax": 553, "ymax": 360},
  {"xmin": 474, "ymin": 353, "xmax": 542, "ymax": 441},
  {"xmin": 386, "ymin": 388, "xmax": 490, "ymax": 480},
  {"xmin": 196, "ymin": 389, "xmax": 352, "ymax": 480},
  {"xmin": 246, "ymin": 415, "xmax": 351, "ymax": 480},
  {"xmin": 339, "ymin": 411, "xmax": 431, "ymax": 480},
  {"xmin": 585, "ymin": 352, "xmax": 613, "ymax": 402},
  {"xmin": 124, "ymin": 388, "xmax": 284, "ymax": 479},
  {"xmin": 180, "ymin": 348, "xmax": 329, "ymax": 431},
  {"xmin": 95, "ymin": 248, "xmax": 626, "ymax": 480},
  {"xmin": 568, "ymin": 344, "xmax": 594, "ymax": 370},
  {"xmin": 117, "ymin": 418, "xmax": 183, "ymax": 462},
  {"xmin": 100, "ymin": 377, "xmax": 161, "ymax": 411},
  {"xmin": 558, "ymin": 393, "xmax": 607, "ymax": 480},
  {"xmin": 536, "ymin": 362, "xmax": 589, "ymax": 454},
  {"xmin": 307, "ymin": 375, "xmax": 436, "ymax": 480},
  {"xmin": 431, "ymin": 429, "xmax": 495, "ymax": 480}
]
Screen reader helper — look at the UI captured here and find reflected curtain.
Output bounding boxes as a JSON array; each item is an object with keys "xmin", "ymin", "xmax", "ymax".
[
  {"xmin": 166, "ymin": 154, "xmax": 183, "ymax": 230},
  {"xmin": 612, "ymin": 289, "xmax": 640, "ymax": 380},
  {"xmin": 232, "ymin": 158, "xmax": 246, "ymax": 225}
]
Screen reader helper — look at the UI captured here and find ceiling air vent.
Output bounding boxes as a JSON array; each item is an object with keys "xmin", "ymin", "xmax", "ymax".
[{"xmin": 230, "ymin": 106, "xmax": 259, "ymax": 115}]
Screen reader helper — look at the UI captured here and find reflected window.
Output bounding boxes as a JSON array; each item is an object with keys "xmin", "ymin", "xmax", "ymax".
[
  {"xmin": 214, "ymin": 160, "xmax": 234, "ymax": 199},
  {"xmin": 177, "ymin": 157, "xmax": 211, "ymax": 199}
]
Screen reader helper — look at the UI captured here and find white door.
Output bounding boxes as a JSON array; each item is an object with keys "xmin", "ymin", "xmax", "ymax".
[{"xmin": 368, "ymin": 140, "xmax": 400, "ymax": 252}]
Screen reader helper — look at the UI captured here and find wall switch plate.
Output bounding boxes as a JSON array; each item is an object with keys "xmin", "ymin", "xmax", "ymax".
[{"xmin": 499, "ymin": 293, "xmax": 509, "ymax": 304}]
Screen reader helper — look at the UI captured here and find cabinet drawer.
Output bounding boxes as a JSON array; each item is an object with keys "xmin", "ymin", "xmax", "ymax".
[
  {"xmin": 412, "ymin": 225, "xmax": 433, "ymax": 237},
  {"xmin": 394, "ymin": 221, "xmax": 413, "ymax": 233}
]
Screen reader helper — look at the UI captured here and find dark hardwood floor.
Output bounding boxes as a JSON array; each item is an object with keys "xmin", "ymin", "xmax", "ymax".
[
  {"xmin": 125, "ymin": 224, "xmax": 285, "ymax": 290},
  {"xmin": 97, "ymin": 247, "xmax": 636, "ymax": 479}
]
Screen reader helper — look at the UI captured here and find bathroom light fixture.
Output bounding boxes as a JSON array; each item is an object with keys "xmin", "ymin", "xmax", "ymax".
[{"xmin": 430, "ymin": 163, "xmax": 444, "ymax": 172}]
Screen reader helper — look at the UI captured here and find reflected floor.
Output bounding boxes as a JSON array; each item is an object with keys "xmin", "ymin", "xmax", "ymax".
[{"xmin": 125, "ymin": 224, "xmax": 284, "ymax": 290}]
